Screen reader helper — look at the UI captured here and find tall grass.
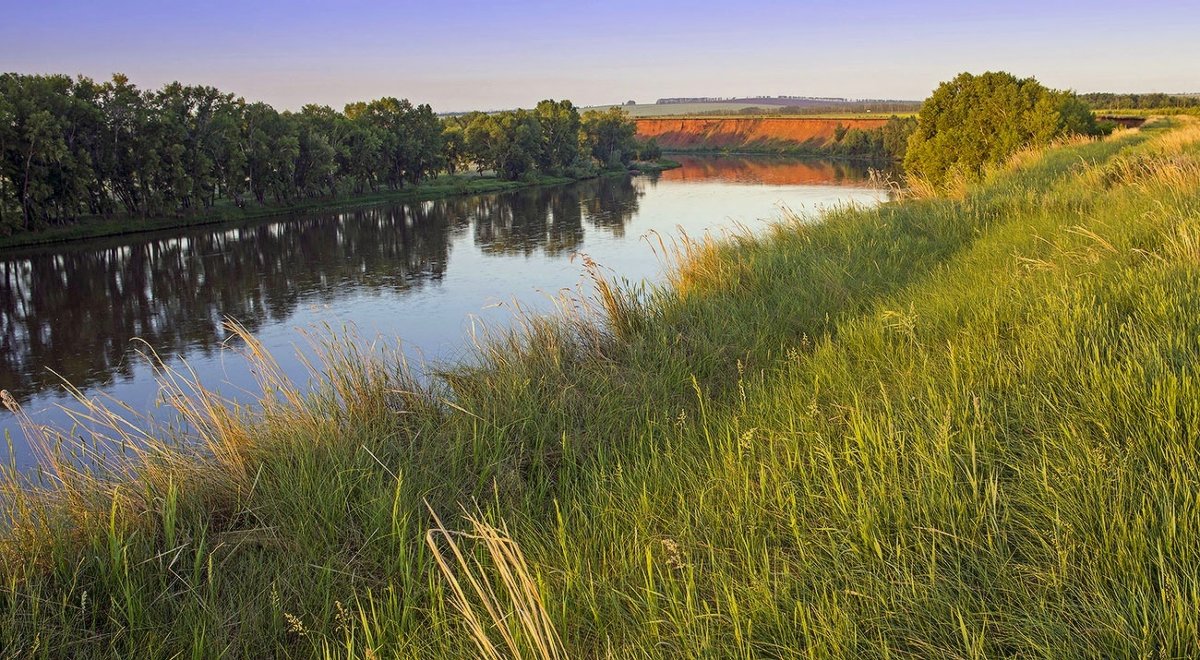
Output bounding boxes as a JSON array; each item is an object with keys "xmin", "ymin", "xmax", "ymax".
[
  {"xmin": 2, "ymin": 118, "xmax": 1199, "ymax": 657},
  {"xmin": 426, "ymin": 506, "xmax": 565, "ymax": 660}
]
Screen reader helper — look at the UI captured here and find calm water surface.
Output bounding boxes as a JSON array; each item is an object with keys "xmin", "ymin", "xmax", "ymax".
[{"xmin": 0, "ymin": 156, "xmax": 887, "ymax": 470}]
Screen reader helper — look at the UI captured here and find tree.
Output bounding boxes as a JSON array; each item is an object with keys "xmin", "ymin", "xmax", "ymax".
[
  {"xmin": 0, "ymin": 84, "xmax": 12, "ymax": 228},
  {"xmin": 634, "ymin": 137, "xmax": 661, "ymax": 161},
  {"xmin": 493, "ymin": 110, "xmax": 542, "ymax": 180},
  {"xmin": 441, "ymin": 120, "xmax": 466, "ymax": 175},
  {"xmin": 458, "ymin": 110, "xmax": 548, "ymax": 181},
  {"xmin": 0, "ymin": 70, "xmax": 624, "ymax": 235},
  {"xmin": 0, "ymin": 74, "xmax": 78, "ymax": 228},
  {"xmin": 347, "ymin": 97, "xmax": 407, "ymax": 189},
  {"xmin": 533, "ymin": 99, "xmax": 581, "ymax": 173},
  {"xmin": 399, "ymin": 102, "xmax": 444, "ymax": 184},
  {"xmin": 293, "ymin": 105, "xmax": 340, "ymax": 197},
  {"xmin": 96, "ymin": 74, "xmax": 152, "ymax": 215},
  {"xmin": 904, "ymin": 71, "xmax": 1100, "ymax": 187},
  {"xmin": 881, "ymin": 115, "xmax": 917, "ymax": 161},
  {"xmin": 581, "ymin": 107, "xmax": 637, "ymax": 169},
  {"xmin": 345, "ymin": 97, "xmax": 442, "ymax": 189},
  {"xmin": 463, "ymin": 112, "xmax": 498, "ymax": 175}
]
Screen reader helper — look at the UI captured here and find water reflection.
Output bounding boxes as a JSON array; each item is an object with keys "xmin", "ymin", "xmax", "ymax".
[
  {"xmin": 660, "ymin": 155, "xmax": 883, "ymax": 186},
  {"xmin": 1, "ymin": 156, "xmax": 885, "ymax": 470},
  {"xmin": 471, "ymin": 176, "xmax": 640, "ymax": 255},
  {"xmin": 0, "ymin": 177, "xmax": 642, "ymax": 401}
]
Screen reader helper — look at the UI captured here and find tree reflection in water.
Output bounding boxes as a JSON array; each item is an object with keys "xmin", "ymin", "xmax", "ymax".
[{"xmin": 0, "ymin": 175, "xmax": 643, "ymax": 400}]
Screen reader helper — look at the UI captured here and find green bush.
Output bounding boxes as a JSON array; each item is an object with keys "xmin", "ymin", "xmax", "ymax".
[
  {"xmin": 635, "ymin": 137, "xmax": 662, "ymax": 161},
  {"xmin": 904, "ymin": 71, "xmax": 1100, "ymax": 187}
]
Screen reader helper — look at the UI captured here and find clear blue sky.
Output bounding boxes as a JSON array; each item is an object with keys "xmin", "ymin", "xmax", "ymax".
[{"xmin": 2, "ymin": 0, "xmax": 1197, "ymax": 111}]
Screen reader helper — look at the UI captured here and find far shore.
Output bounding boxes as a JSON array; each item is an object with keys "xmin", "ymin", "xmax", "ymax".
[{"xmin": 0, "ymin": 160, "xmax": 681, "ymax": 252}]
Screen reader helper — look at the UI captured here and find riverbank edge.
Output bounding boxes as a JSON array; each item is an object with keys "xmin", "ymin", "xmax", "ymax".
[{"xmin": 0, "ymin": 159, "xmax": 681, "ymax": 251}]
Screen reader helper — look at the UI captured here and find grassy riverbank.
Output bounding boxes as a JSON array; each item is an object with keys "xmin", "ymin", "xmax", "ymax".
[
  {"xmin": 3, "ymin": 120, "xmax": 1199, "ymax": 657},
  {"xmin": 0, "ymin": 161, "xmax": 679, "ymax": 251}
]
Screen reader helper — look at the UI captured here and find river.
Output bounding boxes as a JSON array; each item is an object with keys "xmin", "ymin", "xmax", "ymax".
[{"xmin": 0, "ymin": 155, "xmax": 889, "ymax": 471}]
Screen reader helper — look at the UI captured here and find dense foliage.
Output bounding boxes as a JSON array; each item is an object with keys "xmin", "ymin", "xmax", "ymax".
[
  {"xmin": 904, "ymin": 71, "xmax": 1100, "ymax": 187},
  {"xmin": 694, "ymin": 101, "xmax": 923, "ymax": 116},
  {"xmin": 827, "ymin": 115, "xmax": 916, "ymax": 160},
  {"xmin": 0, "ymin": 73, "xmax": 644, "ymax": 235}
]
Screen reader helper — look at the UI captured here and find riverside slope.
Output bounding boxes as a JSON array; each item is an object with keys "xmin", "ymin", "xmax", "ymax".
[{"xmin": 3, "ymin": 120, "xmax": 1200, "ymax": 657}]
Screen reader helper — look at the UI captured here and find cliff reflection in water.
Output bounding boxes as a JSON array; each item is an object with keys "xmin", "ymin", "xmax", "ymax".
[
  {"xmin": 0, "ymin": 176, "xmax": 642, "ymax": 400},
  {"xmin": 659, "ymin": 155, "xmax": 884, "ymax": 186}
]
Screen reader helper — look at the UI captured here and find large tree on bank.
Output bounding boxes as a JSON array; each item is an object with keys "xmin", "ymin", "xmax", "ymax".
[{"xmin": 904, "ymin": 71, "xmax": 1099, "ymax": 188}]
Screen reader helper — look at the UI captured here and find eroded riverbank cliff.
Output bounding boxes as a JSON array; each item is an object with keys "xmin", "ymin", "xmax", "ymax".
[{"xmin": 635, "ymin": 116, "xmax": 891, "ymax": 151}]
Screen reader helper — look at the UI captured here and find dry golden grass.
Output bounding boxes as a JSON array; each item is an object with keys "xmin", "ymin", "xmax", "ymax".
[
  {"xmin": 905, "ymin": 130, "xmax": 1114, "ymax": 200},
  {"xmin": 1163, "ymin": 219, "xmax": 1200, "ymax": 264},
  {"xmin": 901, "ymin": 173, "xmax": 941, "ymax": 200},
  {"xmin": 647, "ymin": 226, "xmax": 757, "ymax": 301},
  {"xmin": 0, "ymin": 320, "xmax": 418, "ymax": 574},
  {"xmin": 1086, "ymin": 118, "xmax": 1200, "ymax": 191},
  {"xmin": 426, "ymin": 506, "xmax": 565, "ymax": 660},
  {"xmin": 1004, "ymin": 133, "xmax": 1100, "ymax": 173}
]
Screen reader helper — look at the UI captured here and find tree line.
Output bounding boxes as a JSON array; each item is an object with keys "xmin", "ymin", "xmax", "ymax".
[
  {"xmin": 828, "ymin": 116, "xmax": 917, "ymax": 160},
  {"xmin": 1080, "ymin": 92, "xmax": 1200, "ymax": 110},
  {"xmin": 0, "ymin": 73, "xmax": 647, "ymax": 234},
  {"xmin": 704, "ymin": 101, "xmax": 923, "ymax": 116},
  {"xmin": 441, "ymin": 103, "xmax": 645, "ymax": 181}
]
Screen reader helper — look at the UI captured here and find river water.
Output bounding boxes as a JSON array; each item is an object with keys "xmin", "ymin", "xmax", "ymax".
[{"xmin": 0, "ymin": 155, "xmax": 888, "ymax": 471}]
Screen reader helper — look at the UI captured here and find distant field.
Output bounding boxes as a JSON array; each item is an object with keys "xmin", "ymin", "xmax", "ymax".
[
  {"xmin": 581, "ymin": 102, "xmax": 778, "ymax": 117},
  {"xmin": 583, "ymin": 103, "xmax": 917, "ymax": 119}
]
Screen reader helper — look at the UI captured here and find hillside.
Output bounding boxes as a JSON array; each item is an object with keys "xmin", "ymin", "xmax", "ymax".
[{"xmin": 636, "ymin": 116, "xmax": 891, "ymax": 151}]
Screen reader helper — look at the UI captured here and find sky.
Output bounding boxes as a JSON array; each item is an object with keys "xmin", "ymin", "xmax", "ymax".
[{"xmin": 2, "ymin": 0, "xmax": 1197, "ymax": 112}]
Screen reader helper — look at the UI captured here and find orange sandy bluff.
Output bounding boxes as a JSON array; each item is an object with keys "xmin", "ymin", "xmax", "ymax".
[{"xmin": 636, "ymin": 116, "xmax": 891, "ymax": 150}]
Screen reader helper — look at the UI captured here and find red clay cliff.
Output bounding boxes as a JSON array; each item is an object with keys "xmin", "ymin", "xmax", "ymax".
[{"xmin": 636, "ymin": 116, "xmax": 890, "ymax": 151}]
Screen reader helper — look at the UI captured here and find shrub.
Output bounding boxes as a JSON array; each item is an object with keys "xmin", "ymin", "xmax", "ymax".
[
  {"xmin": 904, "ymin": 71, "xmax": 1100, "ymax": 187},
  {"xmin": 635, "ymin": 137, "xmax": 662, "ymax": 161}
]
